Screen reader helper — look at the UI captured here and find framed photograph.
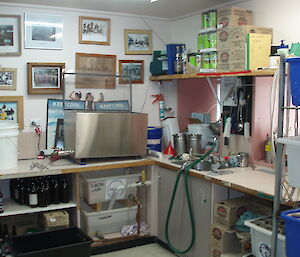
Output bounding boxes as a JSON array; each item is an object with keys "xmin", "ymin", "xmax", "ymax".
[
  {"xmin": 27, "ymin": 62, "xmax": 65, "ymax": 95},
  {"xmin": 0, "ymin": 96, "xmax": 24, "ymax": 130},
  {"xmin": 79, "ymin": 16, "xmax": 110, "ymax": 45},
  {"xmin": 0, "ymin": 15, "xmax": 22, "ymax": 56},
  {"xmin": 25, "ymin": 13, "xmax": 63, "ymax": 49},
  {"xmin": 0, "ymin": 68, "xmax": 17, "ymax": 90},
  {"xmin": 124, "ymin": 29, "xmax": 152, "ymax": 55},
  {"xmin": 75, "ymin": 53, "xmax": 116, "ymax": 89},
  {"xmin": 119, "ymin": 60, "xmax": 144, "ymax": 84}
]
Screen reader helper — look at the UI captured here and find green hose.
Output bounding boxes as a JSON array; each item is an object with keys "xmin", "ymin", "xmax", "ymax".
[{"xmin": 164, "ymin": 145, "xmax": 215, "ymax": 255}]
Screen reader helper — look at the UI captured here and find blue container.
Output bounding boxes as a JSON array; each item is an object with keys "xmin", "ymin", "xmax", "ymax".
[
  {"xmin": 286, "ymin": 57, "xmax": 300, "ymax": 106},
  {"xmin": 280, "ymin": 208, "xmax": 300, "ymax": 257},
  {"xmin": 147, "ymin": 127, "xmax": 162, "ymax": 152}
]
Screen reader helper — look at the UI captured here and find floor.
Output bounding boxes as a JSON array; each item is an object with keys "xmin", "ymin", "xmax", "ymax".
[{"xmin": 94, "ymin": 243, "xmax": 176, "ymax": 257}]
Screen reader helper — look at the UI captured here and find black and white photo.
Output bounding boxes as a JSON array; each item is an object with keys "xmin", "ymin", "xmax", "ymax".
[
  {"xmin": 0, "ymin": 68, "xmax": 17, "ymax": 90},
  {"xmin": 119, "ymin": 60, "xmax": 144, "ymax": 84},
  {"xmin": 124, "ymin": 30, "xmax": 152, "ymax": 55},
  {"xmin": 25, "ymin": 13, "xmax": 63, "ymax": 49},
  {"xmin": 79, "ymin": 16, "xmax": 110, "ymax": 45}
]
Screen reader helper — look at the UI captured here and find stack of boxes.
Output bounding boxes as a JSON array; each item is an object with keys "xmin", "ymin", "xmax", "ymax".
[{"xmin": 216, "ymin": 7, "xmax": 273, "ymax": 71}]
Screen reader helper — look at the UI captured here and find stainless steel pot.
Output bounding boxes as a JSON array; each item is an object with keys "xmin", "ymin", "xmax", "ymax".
[
  {"xmin": 173, "ymin": 133, "xmax": 187, "ymax": 154},
  {"xmin": 186, "ymin": 134, "xmax": 202, "ymax": 155}
]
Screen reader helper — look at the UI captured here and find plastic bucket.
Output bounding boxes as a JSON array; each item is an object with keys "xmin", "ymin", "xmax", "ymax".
[
  {"xmin": 147, "ymin": 127, "xmax": 162, "ymax": 152},
  {"xmin": 0, "ymin": 121, "xmax": 19, "ymax": 170},
  {"xmin": 280, "ymin": 208, "xmax": 300, "ymax": 257},
  {"xmin": 286, "ymin": 57, "xmax": 300, "ymax": 106}
]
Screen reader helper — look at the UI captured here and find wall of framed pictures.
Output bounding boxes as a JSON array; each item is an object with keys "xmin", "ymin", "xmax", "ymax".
[{"xmin": 0, "ymin": 3, "xmax": 173, "ymax": 137}]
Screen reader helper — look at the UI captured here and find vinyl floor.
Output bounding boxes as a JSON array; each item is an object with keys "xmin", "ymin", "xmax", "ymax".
[{"xmin": 93, "ymin": 243, "xmax": 176, "ymax": 257}]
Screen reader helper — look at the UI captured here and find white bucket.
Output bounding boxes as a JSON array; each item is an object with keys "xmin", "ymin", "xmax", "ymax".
[{"xmin": 0, "ymin": 121, "xmax": 19, "ymax": 170}]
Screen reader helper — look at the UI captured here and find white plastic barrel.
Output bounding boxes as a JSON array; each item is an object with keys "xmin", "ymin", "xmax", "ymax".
[{"xmin": 0, "ymin": 121, "xmax": 19, "ymax": 170}]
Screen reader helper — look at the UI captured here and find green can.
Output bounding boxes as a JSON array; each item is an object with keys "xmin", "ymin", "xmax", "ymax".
[
  {"xmin": 209, "ymin": 32, "xmax": 217, "ymax": 48},
  {"xmin": 189, "ymin": 55, "xmax": 196, "ymax": 67},
  {"xmin": 209, "ymin": 52, "xmax": 217, "ymax": 69},
  {"xmin": 203, "ymin": 33, "xmax": 210, "ymax": 49},
  {"xmin": 197, "ymin": 34, "xmax": 204, "ymax": 51},
  {"xmin": 196, "ymin": 54, "xmax": 201, "ymax": 68},
  {"xmin": 202, "ymin": 54, "xmax": 210, "ymax": 69},
  {"xmin": 209, "ymin": 10, "xmax": 217, "ymax": 28},
  {"xmin": 202, "ymin": 12, "xmax": 209, "ymax": 29}
]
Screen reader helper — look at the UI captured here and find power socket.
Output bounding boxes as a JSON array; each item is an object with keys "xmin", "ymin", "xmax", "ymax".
[{"xmin": 29, "ymin": 119, "xmax": 41, "ymax": 127}]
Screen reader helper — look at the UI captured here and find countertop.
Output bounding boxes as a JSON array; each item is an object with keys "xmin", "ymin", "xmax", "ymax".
[{"xmin": 0, "ymin": 156, "xmax": 284, "ymax": 204}]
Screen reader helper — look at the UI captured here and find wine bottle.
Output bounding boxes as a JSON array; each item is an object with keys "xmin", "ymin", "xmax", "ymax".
[
  {"xmin": 61, "ymin": 177, "xmax": 69, "ymax": 203},
  {"xmin": 0, "ymin": 188, "xmax": 3, "ymax": 214},
  {"xmin": 52, "ymin": 177, "xmax": 60, "ymax": 204},
  {"xmin": 29, "ymin": 182, "xmax": 38, "ymax": 208}
]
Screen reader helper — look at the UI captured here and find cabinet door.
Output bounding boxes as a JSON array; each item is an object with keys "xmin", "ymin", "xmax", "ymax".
[{"xmin": 157, "ymin": 167, "xmax": 212, "ymax": 257}]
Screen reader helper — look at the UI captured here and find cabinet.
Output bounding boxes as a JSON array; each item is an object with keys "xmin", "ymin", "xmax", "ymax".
[{"xmin": 157, "ymin": 167, "xmax": 212, "ymax": 257}]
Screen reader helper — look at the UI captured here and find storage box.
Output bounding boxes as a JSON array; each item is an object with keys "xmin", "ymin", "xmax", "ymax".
[
  {"xmin": 217, "ymin": 7, "xmax": 253, "ymax": 28},
  {"xmin": 231, "ymin": 25, "xmax": 273, "ymax": 39},
  {"xmin": 210, "ymin": 223, "xmax": 240, "ymax": 252},
  {"xmin": 245, "ymin": 217, "xmax": 286, "ymax": 257},
  {"xmin": 217, "ymin": 49, "xmax": 246, "ymax": 71},
  {"xmin": 82, "ymin": 173, "xmax": 140, "ymax": 204},
  {"xmin": 41, "ymin": 211, "xmax": 69, "ymax": 230},
  {"xmin": 9, "ymin": 227, "xmax": 92, "ymax": 257},
  {"xmin": 81, "ymin": 201, "xmax": 137, "ymax": 236},
  {"xmin": 214, "ymin": 197, "xmax": 252, "ymax": 227}
]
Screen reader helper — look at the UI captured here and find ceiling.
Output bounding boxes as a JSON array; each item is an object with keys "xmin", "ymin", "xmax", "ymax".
[{"xmin": 0, "ymin": 0, "xmax": 238, "ymax": 19}]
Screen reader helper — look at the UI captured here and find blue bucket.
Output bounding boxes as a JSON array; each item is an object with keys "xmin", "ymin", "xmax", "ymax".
[
  {"xmin": 286, "ymin": 57, "xmax": 300, "ymax": 106},
  {"xmin": 280, "ymin": 208, "xmax": 300, "ymax": 257},
  {"xmin": 147, "ymin": 127, "xmax": 162, "ymax": 152}
]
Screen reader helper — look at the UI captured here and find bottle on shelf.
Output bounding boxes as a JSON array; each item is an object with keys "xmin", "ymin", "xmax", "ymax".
[
  {"xmin": 181, "ymin": 45, "xmax": 187, "ymax": 74},
  {"xmin": 61, "ymin": 176, "xmax": 69, "ymax": 203},
  {"xmin": 44, "ymin": 177, "xmax": 51, "ymax": 206},
  {"xmin": 18, "ymin": 180, "xmax": 25, "ymax": 205},
  {"xmin": 0, "ymin": 188, "xmax": 3, "ymax": 214},
  {"xmin": 14, "ymin": 179, "xmax": 20, "ymax": 203},
  {"xmin": 28, "ymin": 181, "xmax": 38, "ymax": 208},
  {"xmin": 38, "ymin": 180, "xmax": 47, "ymax": 208},
  {"xmin": 52, "ymin": 177, "xmax": 61, "ymax": 204},
  {"xmin": 174, "ymin": 45, "xmax": 183, "ymax": 74}
]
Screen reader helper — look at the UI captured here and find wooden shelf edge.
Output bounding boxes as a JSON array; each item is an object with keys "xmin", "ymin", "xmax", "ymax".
[{"xmin": 150, "ymin": 69, "xmax": 276, "ymax": 81}]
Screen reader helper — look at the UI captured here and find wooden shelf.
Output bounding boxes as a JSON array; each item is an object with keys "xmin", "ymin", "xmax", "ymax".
[
  {"xmin": 150, "ymin": 69, "xmax": 276, "ymax": 81},
  {"xmin": 0, "ymin": 199, "xmax": 77, "ymax": 217}
]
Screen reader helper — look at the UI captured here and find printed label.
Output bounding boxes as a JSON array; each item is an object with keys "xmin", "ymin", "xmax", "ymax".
[
  {"xmin": 29, "ymin": 194, "xmax": 38, "ymax": 205},
  {"xmin": 259, "ymin": 242, "xmax": 271, "ymax": 257}
]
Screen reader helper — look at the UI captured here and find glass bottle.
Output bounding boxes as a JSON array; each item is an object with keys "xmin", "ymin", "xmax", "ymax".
[
  {"xmin": 52, "ymin": 177, "xmax": 60, "ymax": 204},
  {"xmin": 0, "ymin": 188, "xmax": 3, "ymax": 214},
  {"xmin": 174, "ymin": 45, "xmax": 182, "ymax": 74},
  {"xmin": 61, "ymin": 177, "xmax": 69, "ymax": 203},
  {"xmin": 18, "ymin": 180, "xmax": 25, "ymax": 205},
  {"xmin": 38, "ymin": 180, "xmax": 47, "ymax": 207},
  {"xmin": 29, "ymin": 182, "xmax": 38, "ymax": 208}
]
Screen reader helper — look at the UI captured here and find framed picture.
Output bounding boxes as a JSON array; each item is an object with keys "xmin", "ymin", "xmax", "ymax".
[
  {"xmin": 75, "ymin": 53, "xmax": 116, "ymax": 89},
  {"xmin": 0, "ymin": 68, "xmax": 17, "ymax": 90},
  {"xmin": 0, "ymin": 96, "xmax": 24, "ymax": 130},
  {"xmin": 25, "ymin": 13, "xmax": 63, "ymax": 49},
  {"xmin": 119, "ymin": 60, "xmax": 144, "ymax": 84},
  {"xmin": 27, "ymin": 62, "xmax": 65, "ymax": 95},
  {"xmin": 124, "ymin": 29, "xmax": 152, "ymax": 55},
  {"xmin": 79, "ymin": 16, "xmax": 110, "ymax": 45},
  {"xmin": 0, "ymin": 15, "xmax": 22, "ymax": 56}
]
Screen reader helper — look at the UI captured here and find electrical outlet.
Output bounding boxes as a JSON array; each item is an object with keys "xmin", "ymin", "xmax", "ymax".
[{"xmin": 29, "ymin": 119, "xmax": 41, "ymax": 127}]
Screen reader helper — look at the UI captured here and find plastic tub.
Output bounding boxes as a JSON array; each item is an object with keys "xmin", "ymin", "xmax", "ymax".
[
  {"xmin": 277, "ymin": 136, "xmax": 300, "ymax": 188},
  {"xmin": 286, "ymin": 57, "xmax": 300, "ymax": 106},
  {"xmin": 245, "ymin": 217, "xmax": 286, "ymax": 257},
  {"xmin": 9, "ymin": 227, "xmax": 92, "ymax": 257},
  {"xmin": 0, "ymin": 121, "xmax": 19, "ymax": 170},
  {"xmin": 147, "ymin": 127, "xmax": 162, "ymax": 152},
  {"xmin": 281, "ymin": 208, "xmax": 300, "ymax": 257}
]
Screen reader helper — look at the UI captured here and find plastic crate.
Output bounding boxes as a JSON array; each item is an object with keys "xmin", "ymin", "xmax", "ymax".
[
  {"xmin": 280, "ymin": 208, "xmax": 300, "ymax": 257},
  {"xmin": 9, "ymin": 227, "xmax": 92, "ymax": 257},
  {"xmin": 245, "ymin": 217, "xmax": 286, "ymax": 257}
]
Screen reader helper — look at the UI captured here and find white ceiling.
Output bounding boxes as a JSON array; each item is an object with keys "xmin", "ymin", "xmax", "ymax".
[{"xmin": 0, "ymin": 0, "xmax": 238, "ymax": 19}]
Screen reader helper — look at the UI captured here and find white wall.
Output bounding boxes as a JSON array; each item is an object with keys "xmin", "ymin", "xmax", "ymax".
[{"xmin": 0, "ymin": 3, "xmax": 172, "ymax": 133}]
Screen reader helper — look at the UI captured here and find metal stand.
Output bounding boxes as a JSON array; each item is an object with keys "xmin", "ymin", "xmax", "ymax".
[{"xmin": 271, "ymin": 55, "xmax": 286, "ymax": 257}]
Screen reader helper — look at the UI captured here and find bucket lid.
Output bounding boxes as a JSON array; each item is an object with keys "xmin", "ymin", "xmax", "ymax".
[
  {"xmin": 0, "ymin": 120, "xmax": 18, "ymax": 129},
  {"xmin": 286, "ymin": 57, "xmax": 300, "ymax": 63}
]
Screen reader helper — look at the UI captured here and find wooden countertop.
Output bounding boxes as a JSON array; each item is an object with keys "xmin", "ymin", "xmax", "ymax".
[{"xmin": 0, "ymin": 156, "xmax": 291, "ymax": 205}]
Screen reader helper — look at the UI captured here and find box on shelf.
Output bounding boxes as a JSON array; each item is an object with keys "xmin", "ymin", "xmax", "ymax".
[
  {"xmin": 213, "ymin": 196, "xmax": 252, "ymax": 228},
  {"xmin": 217, "ymin": 49, "xmax": 246, "ymax": 71},
  {"xmin": 41, "ymin": 211, "xmax": 70, "ymax": 231},
  {"xmin": 231, "ymin": 25, "xmax": 273, "ymax": 39},
  {"xmin": 210, "ymin": 223, "xmax": 240, "ymax": 253},
  {"xmin": 217, "ymin": 7, "xmax": 253, "ymax": 28},
  {"xmin": 81, "ymin": 173, "xmax": 140, "ymax": 205},
  {"xmin": 80, "ymin": 201, "xmax": 137, "ymax": 236}
]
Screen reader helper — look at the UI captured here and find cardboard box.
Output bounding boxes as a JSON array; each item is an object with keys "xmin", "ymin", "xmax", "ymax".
[
  {"xmin": 217, "ymin": 49, "xmax": 246, "ymax": 71},
  {"xmin": 217, "ymin": 26, "xmax": 272, "ymax": 50},
  {"xmin": 210, "ymin": 223, "xmax": 240, "ymax": 252},
  {"xmin": 41, "ymin": 211, "xmax": 69, "ymax": 230},
  {"xmin": 213, "ymin": 197, "xmax": 252, "ymax": 227},
  {"xmin": 217, "ymin": 7, "xmax": 253, "ymax": 28}
]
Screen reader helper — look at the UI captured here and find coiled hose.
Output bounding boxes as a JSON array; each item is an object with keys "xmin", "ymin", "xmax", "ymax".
[{"xmin": 164, "ymin": 144, "xmax": 216, "ymax": 255}]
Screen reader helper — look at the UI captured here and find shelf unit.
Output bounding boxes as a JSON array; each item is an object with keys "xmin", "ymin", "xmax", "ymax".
[
  {"xmin": 150, "ymin": 69, "xmax": 276, "ymax": 81},
  {"xmin": 0, "ymin": 199, "xmax": 77, "ymax": 217}
]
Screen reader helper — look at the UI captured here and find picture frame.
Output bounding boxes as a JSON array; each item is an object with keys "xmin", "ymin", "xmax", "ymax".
[
  {"xmin": 0, "ymin": 15, "xmax": 22, "ymax": 56},
  {"xmin": 0, "ymin": 68, "xmax": 17, "ymax": 90},
  {"xmin": 124, "ymin": 29, "xmax": 152, "ymax": 55},
  {"xmin": 0, "ymin": 96, "xmax": 24, "ymax": 130},
  {"xmin": 24, "ymin": 13, "xmax": 63, "ymax": 49},
  {"xmin": 75, "ymin": 53, "xmax": 116, "ymax": 89},
  {"xmin": 119, "ymin": 60, "xmax": 144, "ymax": 84},
  {"xmin": 27, "ymin": 62, "xmax": 65, "ymax": 95},
  {"xmin": 79, "ymin": 16, "xmax": 110, "ymax": 45}
]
